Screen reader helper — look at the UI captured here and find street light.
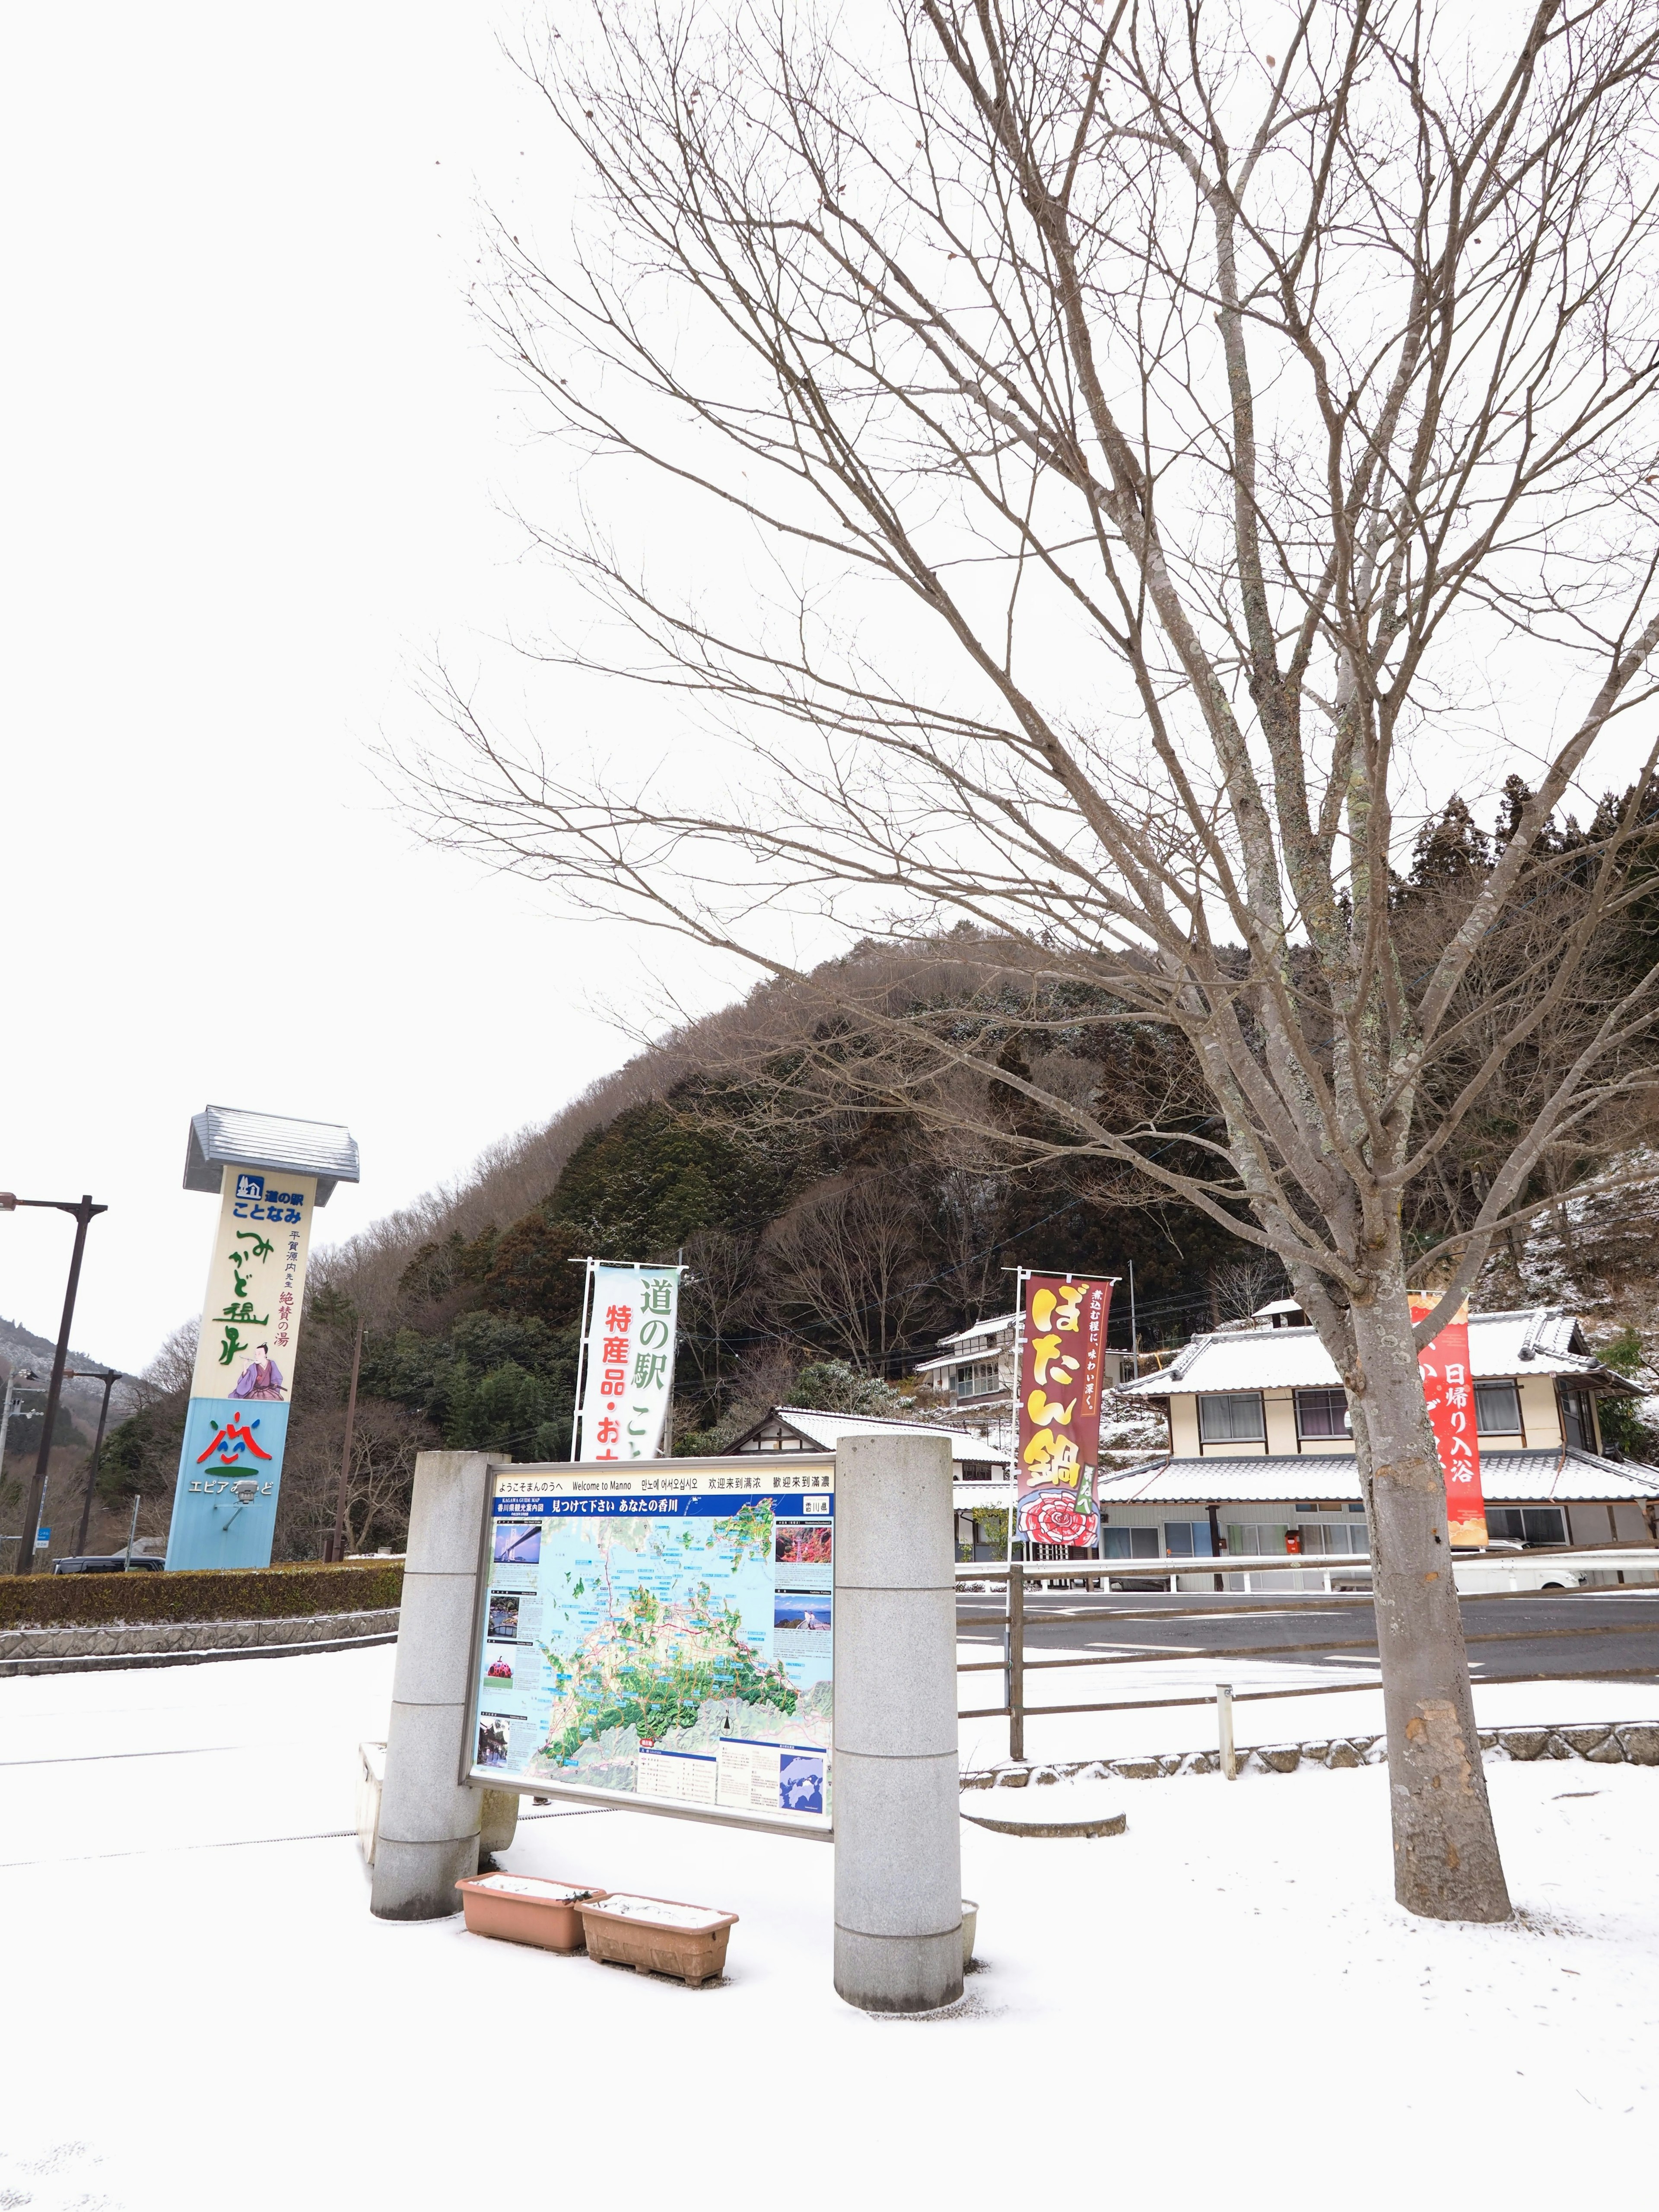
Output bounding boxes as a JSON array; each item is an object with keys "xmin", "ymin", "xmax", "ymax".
[
  {"xmin": 0, "ymin": 1193, "xmax": 108, "ymax": 1574},
  {"xmin": 67, "ymin": 1367, "xmax": 128, "ymax": 1556}
]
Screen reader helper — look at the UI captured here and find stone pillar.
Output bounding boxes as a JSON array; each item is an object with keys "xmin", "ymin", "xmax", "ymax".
[
  {"xmin": 833, "ymin": 1431, "xmax": 963, "ymax": 2013},
  {"xmin": 370, "ymin": 1450, "xmax": 491, "ymax": 1920}
]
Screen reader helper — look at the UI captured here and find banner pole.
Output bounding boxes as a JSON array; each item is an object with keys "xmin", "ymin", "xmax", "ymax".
[{"xmin": 569, "ymin": 1258, "xmax": 597, "ymax": 1462}]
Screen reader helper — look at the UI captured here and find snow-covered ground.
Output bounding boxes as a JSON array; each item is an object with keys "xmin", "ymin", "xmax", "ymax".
[{"xmin": 2, "ymin": 1646, "xmax": 1654, "ymax": 2210}]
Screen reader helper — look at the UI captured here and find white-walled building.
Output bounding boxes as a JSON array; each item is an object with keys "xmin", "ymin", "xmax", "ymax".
[
  {"xmin": 1101, "ymin": 1303, "xmax": 1659, "ymax": 1563},
  {"xmin": 913, "ymin": 1310, "xmax": 1137, "ymax": 1433}
]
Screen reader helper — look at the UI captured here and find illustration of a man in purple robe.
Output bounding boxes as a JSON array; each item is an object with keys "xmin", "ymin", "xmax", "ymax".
[{"xmin": 231, "ymin": 1344, "xmax": 285, "ymax": 1400}]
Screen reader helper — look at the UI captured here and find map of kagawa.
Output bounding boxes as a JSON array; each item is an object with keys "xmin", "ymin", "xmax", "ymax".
[{"xmin": 518, "ymin": 1501, "xmax": 833, "ymax": 1792}]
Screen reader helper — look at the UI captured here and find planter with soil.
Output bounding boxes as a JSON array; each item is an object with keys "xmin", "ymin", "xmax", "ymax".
[
  {"xmin": 454, "ymin": 1873, "xmax": 608, "ymax": 1952},
  {"xmin": 575, "ymin": 1893, "xmax": 738, "ymax": 1986}
]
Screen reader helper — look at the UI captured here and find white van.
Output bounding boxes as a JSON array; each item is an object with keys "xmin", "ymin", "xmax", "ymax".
[{"xmin": 1451, "ymin": 1545, "xmax": 1586, "ymax": 1595}]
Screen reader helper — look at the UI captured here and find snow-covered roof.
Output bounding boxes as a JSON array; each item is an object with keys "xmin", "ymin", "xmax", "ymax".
[
  {"xmin": 183, "ymin": 1104, "xmax": 360, "ymax": 1206},
  {"xmin": 731, "ymin": 1406, "xmax": 1009, "ymax": 1466},
  {"xmin": 1097, "ymin": 1448, "xmax": 1659, "ymax": 1507},
  {"xmin": 915, "ymin": 1315, "xmax": 1017, "ymax": 1372},
  {"xmin": 1119, "ymin": 1307, "xmax": 1630, "ymax": 1398}
]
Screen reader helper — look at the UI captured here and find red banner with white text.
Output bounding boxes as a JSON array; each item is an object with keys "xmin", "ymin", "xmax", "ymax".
[
  {"xmin": 1016, "ymin": 1274, "xmax": 1113, "ymax": 1549},
  {"xmin": 1409, "ymin": 1293, "xmax": 1488, "ymax": 1548}
]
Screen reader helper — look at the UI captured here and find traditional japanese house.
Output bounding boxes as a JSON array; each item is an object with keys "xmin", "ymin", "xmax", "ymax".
[{"xmin": 1102, "ymin": 1303, "xmax": 1659, "ymax": 1570}]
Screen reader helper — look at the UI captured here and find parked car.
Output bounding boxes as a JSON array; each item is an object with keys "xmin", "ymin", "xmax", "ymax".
[
  {"xmin": 1451, "ymin": 1550, "xmax": 1586, "ymax": 1594},
  {"xmin": 50, "ymin": 1553, "xmax": 164, "ymax": 1575}
]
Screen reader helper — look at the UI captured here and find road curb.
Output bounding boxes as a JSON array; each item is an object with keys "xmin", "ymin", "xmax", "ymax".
[{"xmin": 962, "ymin": 1720, "xmax": 1659, "ymax": 1786}]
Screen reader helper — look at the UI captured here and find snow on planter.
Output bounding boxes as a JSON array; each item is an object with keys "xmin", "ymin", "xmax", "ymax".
[
  {"xmin": 454, "ymin": 1873, "xmax": 608, "ymax": 1953},
  {"xmin": 575, "ymin": 1893, "xmax": 738, "ymax": 1986}
]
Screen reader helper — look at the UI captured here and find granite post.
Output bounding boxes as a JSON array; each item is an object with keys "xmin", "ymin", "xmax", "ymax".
[
  {"xmin": 833, "ymin": 1430, "xmax": 963, "ymax": 2012},
  {"xmin": 370, "ymin": 1450, "xmax": 491, "ymax": 1920}
]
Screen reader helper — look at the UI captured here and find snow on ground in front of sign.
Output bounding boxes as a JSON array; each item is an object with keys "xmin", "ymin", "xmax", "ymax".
[{"xmin": 1, "ymin": 1645, "xmax": 1656, "ymax": 2210}]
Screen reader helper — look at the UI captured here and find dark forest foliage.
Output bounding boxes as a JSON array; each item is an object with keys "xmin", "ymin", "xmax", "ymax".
[{"xmin": 99, "ymin": 782, "xmax": 1659, "ymax": 1554}]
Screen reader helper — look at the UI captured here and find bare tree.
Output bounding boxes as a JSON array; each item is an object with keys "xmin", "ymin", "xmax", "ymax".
[
  {"xmin": 1211, "ymin": 1252, "xmax": 1291, "ymax": 1323},
  {"xmin": 763, "ymin": 1175, "xmax": 937, "ymax": 1362},
  {"xmin": 399, "ymin": 0, "xmax": 1659, "ymax": 1919}
]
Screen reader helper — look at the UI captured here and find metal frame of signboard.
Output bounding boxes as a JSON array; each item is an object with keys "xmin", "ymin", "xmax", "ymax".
[{"xmin": 461, "ymin": 1454, "xmax": 836, "ymax": 1842}]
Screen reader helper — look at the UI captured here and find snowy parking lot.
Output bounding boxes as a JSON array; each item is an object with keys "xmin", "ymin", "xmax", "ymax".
[{"xmin": 1, "ymin": 1644, "xmax": 1654, "ymax": 2211}]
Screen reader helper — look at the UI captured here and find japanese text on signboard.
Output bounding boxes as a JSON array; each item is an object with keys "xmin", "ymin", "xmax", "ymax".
[
  {"xmin": 575, "ymin": 1264, "xmax": 682, "ymax": 1460},
  {"xmin": 1409, "ymin": 1292, "xmax": 1489, "ymax": 1549},
  {"xmin": 1016, "ymin": 1274, "xmax": 1112, "ymax": 1548}
]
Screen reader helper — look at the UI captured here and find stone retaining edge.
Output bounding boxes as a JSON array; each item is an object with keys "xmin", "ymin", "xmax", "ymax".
[
  {"xmin": 962, "ymin": 1721, "xmax": 1659, "ymax": 1786},
  {"xmin": 0, "ymin": 1608, "xmax": 401, "ymax": 1678}
]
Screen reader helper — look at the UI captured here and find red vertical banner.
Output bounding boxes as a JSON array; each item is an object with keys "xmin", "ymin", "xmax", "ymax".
[
  {"xmin": 1016, "ymin": 1274, "xmax": 1113, "ymax": 1549},
  {"xmin": 1408, "ymin": 1292, "xmax": 1488, "ymax": 1548}
]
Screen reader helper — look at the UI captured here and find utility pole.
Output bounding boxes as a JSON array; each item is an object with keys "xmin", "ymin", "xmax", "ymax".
[
  {"xmin": 71, "ymin": 1367, "xmax": 125, "ymax": 1556},
  {"xmin": 1128, "ymin": 1257, "xmax": 1139, "ymax": 1379},
  {"xmin": 0, "ymin": 1194, "xmax": 108, "ymax": 1574},
  {"xmin": 0, "ymin": 1367, "xmax": 39, "ymax": 1561},
  {"xmin": 329, "ymin": 1317, "xmax": 365, "ymax": 1564},
  {"xmin": 0, "ymin": 1367, "xmax": 39, "ymax": 1480}
]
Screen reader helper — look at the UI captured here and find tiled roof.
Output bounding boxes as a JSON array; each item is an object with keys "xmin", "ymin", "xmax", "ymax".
[
  {"xmin": 1120, "ymin": 1307, "xmax": 1627, "ymax": 1397},
  {"xmin": 732, "ymin": 1407, "xmax": 1009, "ymax": 1466},
  {"xmin": 183, "ymin": 1105, "xmax": 361, "ymax": 1206},
  {"xmin": 1097, "ymin": 1448, "xmax": 1659, "ymax": 1506}
]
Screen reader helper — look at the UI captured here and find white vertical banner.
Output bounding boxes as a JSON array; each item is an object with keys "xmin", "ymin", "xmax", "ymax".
[
  {"xmin": 189, "ymin": 1168, "xmax": 317, "ymax": 1401},
  {"xmin": 574, "ymin": 1264, "xmax": 683, "ymax": 1461}
]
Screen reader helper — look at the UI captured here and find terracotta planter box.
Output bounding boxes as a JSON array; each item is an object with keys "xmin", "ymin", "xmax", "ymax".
[
  {"xmin": 575, "ymin": 1893, "xmax": 738, "ymax": 1986},
  {"xmin": 454, "ymin": 1873, "xmax": 608, "ymax": 1953}
]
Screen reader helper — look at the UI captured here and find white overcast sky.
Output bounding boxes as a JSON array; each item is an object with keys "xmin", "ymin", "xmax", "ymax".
[
  {"xmin": 0, "ymin": 4, "xmax": 737, "ymax": 1375},
  {"xmin": 5, "ymin": 4, "xmax": 1655, "ymax": 1378}
]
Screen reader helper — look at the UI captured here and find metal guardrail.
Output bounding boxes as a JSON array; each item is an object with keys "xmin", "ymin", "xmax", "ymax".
[{"xmin": 954, "ymin": 1551, "xmax": 1659, "ymax": 1763}]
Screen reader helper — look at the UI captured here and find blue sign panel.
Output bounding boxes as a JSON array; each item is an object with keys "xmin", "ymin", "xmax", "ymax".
[{"xmin": 164, "ymin": 1398, "xmax": 291, "ymax": 1570}]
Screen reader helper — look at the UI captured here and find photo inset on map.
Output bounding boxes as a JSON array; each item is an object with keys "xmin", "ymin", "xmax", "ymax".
[
  {"xmin": 775, "ymin": 1521, "xmax": 831, "ymax": 1564},
  {"xmin": 774, "ymin": 1593, "xmax": 832, "ymax": 1634},
  {"xmin": 487, "ymin": 1592, "xmax": 520, "ymax": 1640},
  {"xmin": 476, "ymin": 1716, "xmax": 509, "ymax": 1767},
  {"xmin": 493, "ymin": 1521, "xmax": 541, "ymax": 1567}
]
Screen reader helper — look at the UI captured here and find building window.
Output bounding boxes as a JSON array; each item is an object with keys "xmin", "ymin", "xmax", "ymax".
[
  {"xmin": 1103, "ymin": 1526, "xmax": 1160, "ymax": 1559},
  {"xmin": 1487, "ymin": 1506, "xmax": 1567, "ymax": 1546},
  {"xmin": 1474, "ymin": 1380, "xmax": 1522, "ymax": 1437},
  {"xmin": 1198, "ymin": 1392, "xmax": 1265, "ymax": 1443},
  {"xmin": 953, "ymin": 1361, "xmax": 1000, "ymax": 1402},
  {"xmin": 1226, "ymin": 1522, "xmax": 1288, "ymax": 1555},
  {"xmin": 1295, "ymin": 1388, "xmax": 1351, "ymax": 1440},
  {"xmin": 1298, "ymin": 1522, "xmax": 1368, "ymax": 1555},
  {"xmin": 1164, "ymin": 1521, "xmax": 1214, "ymax": 1557},
  {"xmin": 1558, "ymin": 1386, "xmax": 1595, "ymax": 1453}
]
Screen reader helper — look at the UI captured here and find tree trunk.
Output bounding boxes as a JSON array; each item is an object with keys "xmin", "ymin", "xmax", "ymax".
[{"xmin": 1347, "ymin": 1282, "xmax": 1512, "ymax": 1923}]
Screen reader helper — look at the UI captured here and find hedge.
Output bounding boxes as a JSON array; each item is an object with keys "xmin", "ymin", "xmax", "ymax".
[{"xmin": 0, "ymin": 1559, "xmax": 404, "ymax": 1630}]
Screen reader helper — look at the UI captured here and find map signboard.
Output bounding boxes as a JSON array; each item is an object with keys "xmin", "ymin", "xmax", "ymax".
[{"xmin": 467, "ymin": 1459, "xmax": 835, "ymax": 1837}]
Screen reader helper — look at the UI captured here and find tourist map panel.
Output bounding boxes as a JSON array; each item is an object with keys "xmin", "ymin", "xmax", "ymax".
[{"xmin": 469, "ymin": 1462, "xmax": 834, "ymax": 1832}]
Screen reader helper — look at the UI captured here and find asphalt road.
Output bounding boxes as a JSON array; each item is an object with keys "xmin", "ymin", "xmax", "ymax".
[{"xmin": 955, "ymin": 1587, "xmax": 1659, "ymax": 1687}]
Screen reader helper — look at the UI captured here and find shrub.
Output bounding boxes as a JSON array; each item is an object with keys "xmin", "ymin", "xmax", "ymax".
[{"xmin": 0, "ymin": 1559, "xmax": 403, "ymax": 1630}]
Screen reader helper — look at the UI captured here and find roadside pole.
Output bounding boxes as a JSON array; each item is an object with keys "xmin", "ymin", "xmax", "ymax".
[
  {"xmin": 1217, "ymin": 1681, "xmax": 1237, "ymax": 1780},
  {"xmin": 371, "ymin": 1449, "xmax": 492, "ymax": 1920},
  {"xmin": 833, "ymin": 1430, "xmax": 963, "ymax": 2015}
]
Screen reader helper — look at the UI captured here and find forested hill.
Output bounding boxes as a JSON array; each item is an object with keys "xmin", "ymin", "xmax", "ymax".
[{"xmin": 99, "ymin": 780, "xmax": 1659, "ymax": 1557}]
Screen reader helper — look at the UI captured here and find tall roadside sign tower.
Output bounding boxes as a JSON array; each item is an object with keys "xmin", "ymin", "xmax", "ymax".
[{"xmin": 163, "ymin": 1105, "xmax": 359, "ymax": 1571}]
